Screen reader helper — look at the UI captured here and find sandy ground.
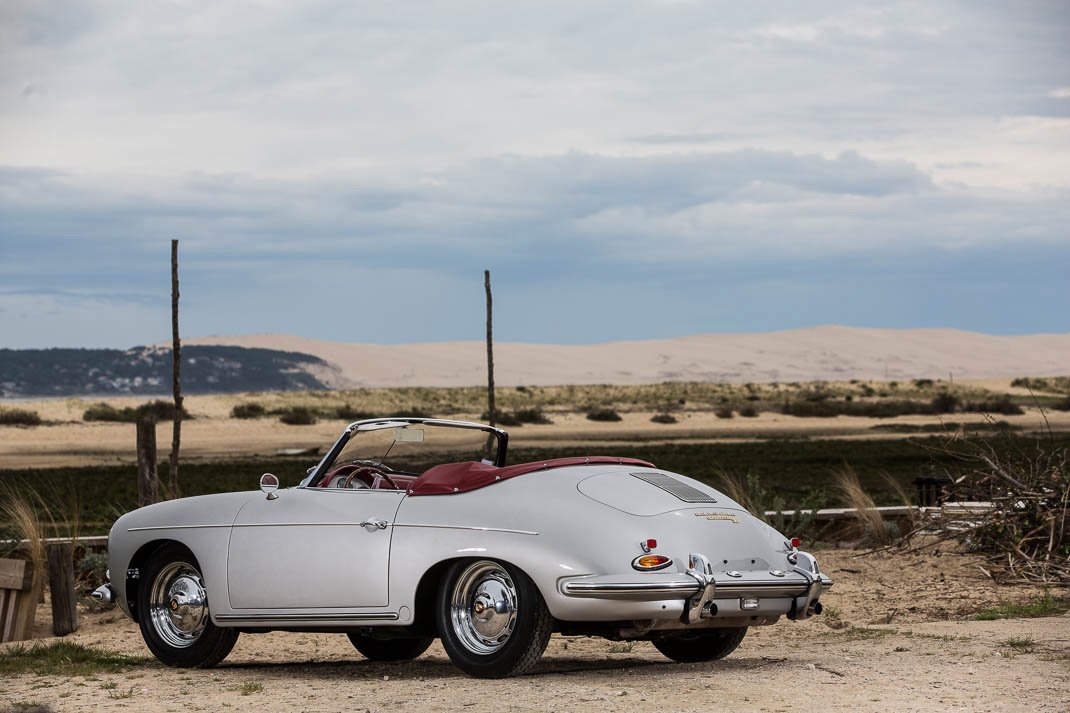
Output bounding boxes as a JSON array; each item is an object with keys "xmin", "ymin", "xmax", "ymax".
[
  {"xmin": 184, "ymin": 327, "xmax": 1070, "ymax": 387},
  {"xmin": 2, "ymin": 394, "xmax": 1068, "ymax": 470},
  {"xmin": 1, "ymin": 549, "xmax": 1068, "ymax": 713}
]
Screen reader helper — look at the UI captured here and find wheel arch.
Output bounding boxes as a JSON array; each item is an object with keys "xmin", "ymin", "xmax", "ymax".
[
  {"xmin": 125, "ymin": 539, "xmax": 197, "ymax": 623},
  {"xmin": 411, "ymin": 556, "xmax": 552, "ymax": 635}
]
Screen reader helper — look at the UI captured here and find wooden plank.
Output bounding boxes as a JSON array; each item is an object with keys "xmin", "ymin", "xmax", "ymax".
[
  {"xmin": 47, "ymin": 543, "xmax": 78, "ymax": 636},
  {"xmin": 9, "ymin": 574, "xmax": 42, "ymax": 642},
  {"xmin": 0, "ymin": 558, "xmax": 32, "ymax": 591}
]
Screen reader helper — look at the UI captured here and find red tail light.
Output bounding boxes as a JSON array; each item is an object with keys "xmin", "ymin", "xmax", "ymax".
[
  {"xmin": 632, "ymin": 554, "xmax": 673, "ymax": 571},
  {"xmin": 790, "ymin": 537, "xmax": 801, "ymax": 549}
]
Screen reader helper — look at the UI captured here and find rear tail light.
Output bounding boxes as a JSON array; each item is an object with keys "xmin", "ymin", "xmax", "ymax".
[
  {"xmin": 632, "ymin": 554, "xmax": 673, "ymax": 571},
  {"xmin": 789, "ymin": 537, "xmax": 801, "ymax": 549}
]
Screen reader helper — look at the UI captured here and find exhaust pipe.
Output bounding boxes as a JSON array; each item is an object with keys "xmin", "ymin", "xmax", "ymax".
[{"xmin": 91, "ymin": 584, "xmax": 114, "ymax": 604}]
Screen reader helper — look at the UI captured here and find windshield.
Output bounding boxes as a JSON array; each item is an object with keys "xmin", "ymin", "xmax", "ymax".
[{"xmin": 307, "ymin": 420, "xmax": 505, "ymax": 486}]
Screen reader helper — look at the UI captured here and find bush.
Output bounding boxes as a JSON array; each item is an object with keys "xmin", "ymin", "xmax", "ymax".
[
  {"xmin": 586, "ymin": 408, "xmax": 622, "ymax": 422},
  {"xmin": 650, "ymin": 413, "xmax": 677, "ymax": 424},
  {"xmin": 335, "ymin": 404, "xmax": 377, "ymax": 420},
  {"xmin": 484, "ymin": 410, "xmax": 522, "ymax": 426},
  {"xmin": 963, "ymin": 397, "xmax": 1024, "ymax": 416},
  {"xmin": 231, "ymin": 403, "xmax": 266, "ymax": 419},
  {"xmin": 738, "ymin": 406, "xmax": 759, "ymax": 418},
  {"xmin": 278, "ymin": 407, "xmax": 317, "ymax": 425},
  {"xmin": 84, "ymin": 400, "xmax": 190, "ymax": 423},
  {"xmin": 930, "ymin": 392, "xmax": 960, "ymax": 414},
  {"xmin": 0, "ymin": 408, "xmax": 42, "ymax": 426},
  {"xmin": 515, "ymin": 407, "xmax": 553, "ymax": 425},
  {"xmin": 714, "ymin": 406, "xmax": 734, "ymax": 419},
  {"xmin": 1051, "ymin": 396, "xmax": 1070, "ymax": 412}
]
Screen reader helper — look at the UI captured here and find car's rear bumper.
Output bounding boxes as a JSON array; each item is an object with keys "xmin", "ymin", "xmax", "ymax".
[{"xmin": 559, "ymin": 550, "xmax": 832, "ymax": 623}]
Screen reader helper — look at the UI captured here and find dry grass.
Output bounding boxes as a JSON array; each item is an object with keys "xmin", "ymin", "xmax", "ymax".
[{"xmin": 834, "ymin": 466, "xmax": 893, "ymax": 546}]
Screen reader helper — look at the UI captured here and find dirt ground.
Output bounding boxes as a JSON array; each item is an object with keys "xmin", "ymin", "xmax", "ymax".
[{"xmin": 1, "ymin": 548, "xmax": 1068, "ymax": 713}]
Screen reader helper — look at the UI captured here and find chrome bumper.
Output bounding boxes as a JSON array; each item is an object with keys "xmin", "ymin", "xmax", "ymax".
[
  {"xmin": 91, "ymin": 583, "xmax": 114, "ymax": 604},
  {"xmin": 560, "ymin": 550, "xmax": 833, "ymax": 623}
]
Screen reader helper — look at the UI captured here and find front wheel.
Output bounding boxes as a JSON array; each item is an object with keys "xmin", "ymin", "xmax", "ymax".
[
  {"xmin": 653, "ymin": 627, "xmax": 747, "ymax": 663},
  {"xmin": 436, "ymin": 560, "xmax": 551, "ymax": 678},
  {"xmin": 137, "ymin": 543, "xmax": 238, "ymax": 667},
  {"xmin": 347, "ymin": 632, "xmax": 434, "ymax": 661}
]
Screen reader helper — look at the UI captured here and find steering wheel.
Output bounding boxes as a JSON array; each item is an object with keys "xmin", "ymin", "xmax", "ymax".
[{"xmin": 320, "ymin": 464, "xmax": 403, "ymax": 490}]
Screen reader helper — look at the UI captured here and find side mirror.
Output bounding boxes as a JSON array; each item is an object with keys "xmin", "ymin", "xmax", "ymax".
[{"xmin": 260, "ymin": 473, "xmax": 280, "ymax": 500}]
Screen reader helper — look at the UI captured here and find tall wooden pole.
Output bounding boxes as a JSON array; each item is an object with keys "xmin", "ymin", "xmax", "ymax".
[
  {"xmin": 169, "ymin": 239, "xmax": 182, "ymax": 498},
  {"xmin": 484, "ymin": 270, "xmax": 495, "ymax": 426}
]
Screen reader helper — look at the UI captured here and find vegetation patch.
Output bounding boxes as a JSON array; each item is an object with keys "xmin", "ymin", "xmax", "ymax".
[
  {"xmin": 650, "ymin": 413, "xmax": 677, "ymax": 424},
  {"xmin": 277, "ymin": 406, "xmax": 317, "ymax": 425},
  {"xmin": 231, "ymin": 402, "xmax": 266, "ymax": 419},
  {"xmin": 973, "ymin": 592, "xmax": 1070, "ymax": 620},
  {"xmin": 0, "ymin": 408, "xmax": 42, "ymax": 426},
  {"xmin": 586, "ymin": 408, "xmax": 622, "ymax": 422},
  {"xmin": 84, "ymin": 400, "xmax": 191, "ymax": 423},
  {"xmin": 0, "ymin": 641, "xmax": 150, "ymax": 676}
]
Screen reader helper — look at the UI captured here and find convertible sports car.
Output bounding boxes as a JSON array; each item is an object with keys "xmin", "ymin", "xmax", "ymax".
[{"xmin": 96, "ymin": 417, "xmax": 832, "ymax": 678}]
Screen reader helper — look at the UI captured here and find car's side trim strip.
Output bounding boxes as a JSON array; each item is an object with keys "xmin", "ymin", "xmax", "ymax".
[
  {"xmin": 215, "ymin": 613, "xmax": 399, "ymax": 623},
  {"xmin": 392, "ymin": 523, "xmax": 539, "ymax": 536},
  {"xmin": 128, "ymin": 523, "xmax": 394, "ymax": 532},
  {"xmin": 127, "ymin": 524, "xmax": 231, "ymax": 532}
]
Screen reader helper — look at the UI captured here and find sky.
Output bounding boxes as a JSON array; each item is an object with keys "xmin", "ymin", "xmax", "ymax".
[{"xmin": 1, "ymin": 1, "xmax": 1068, "ymax": 348}]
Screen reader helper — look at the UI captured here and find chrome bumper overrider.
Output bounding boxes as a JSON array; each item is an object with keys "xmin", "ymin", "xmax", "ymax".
[
  {"xmin": 560, "ymin": 550, "xmax": 833, "ymax": 623},
  {"xmin": 91, "ymin": 583, "xmax": 114, "ymax": 604}
]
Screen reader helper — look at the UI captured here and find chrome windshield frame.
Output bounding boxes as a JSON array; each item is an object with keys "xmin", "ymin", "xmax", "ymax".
[{"xmin": 301, "ymin": 417, "xmax": 509, "ymax": 488}]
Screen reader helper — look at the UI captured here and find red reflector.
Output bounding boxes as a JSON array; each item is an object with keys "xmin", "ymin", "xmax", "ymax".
[
  {"xmin": 645, "ymin": 539, "xmax": 657, "ymax": 550},
  {"xmin": 790, "ymin": 537, "xmax": 801, "ymax": 548}
]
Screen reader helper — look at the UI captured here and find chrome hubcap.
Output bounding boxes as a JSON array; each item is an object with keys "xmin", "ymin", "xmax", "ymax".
[
  {"xmin": 149, "ymin": 562, "xmax": 208, "ymax": 648},
  {"xmin": 449, "ymin": 561, "xmax": 518, "ymax": 655}
]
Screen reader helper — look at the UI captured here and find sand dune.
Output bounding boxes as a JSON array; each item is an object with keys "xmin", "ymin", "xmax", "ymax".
[{"xmin": 184, "ymin": 326, "xmax": 1070, "ymax": 388}]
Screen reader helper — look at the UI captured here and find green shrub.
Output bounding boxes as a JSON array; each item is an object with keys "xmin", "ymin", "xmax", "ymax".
[
  {"xmin": 738, "ymin": 405, "xmax": 759, "ymax": 418},
  {"xmin": 0, "ymin": 408, "xmax": 42, "ymax": 426},
  {"xmin": 650, "ymin": 413, "xmax": 677, "ymax": 424},
  {"xmin": 484, "ymin": 410, "xmax": 522, "ymax": 426},
  {"xmin": 963, "ymin": 397, "xmax": 1024, "ymax": 416},
  {"xmin": 1051, "ymin": 396, "xmax": 1070, "ymax": 412},
  {"xmin": 930, "ymin": 392, "xmax": 960, "ymax": 414},
  {"xmin": 231, "ymin": 403, "xmax": 266, "ymax": 419},
  {"xmin": 914, "ymin": 378, "xmax": 934, "ymax": 388},
  {"xmin": 586, "ymin": 408, "xmax": 622, "ymax": 422},
  {"xmin": 335, "ymin": 404, "xmax": 377, "ymax": 420},
  {"xmin": 515, "ymin": 407, "xmax": 553, "ymax": 425},
  {"xmin": 714, "ymin": 406, "xmax": 734, "ymax": 419},
  {"xmin": 84, "ymin": 400, "xmax": 190, "ymax": 423},
  {"xmin": 278, "ymin": 407, "xmax": 317, "ymax": 425}
]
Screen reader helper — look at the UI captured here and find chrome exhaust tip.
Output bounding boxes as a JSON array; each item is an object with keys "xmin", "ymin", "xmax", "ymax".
[{"xmin": 91, "ymin": 584, "xmax": 114, "ymax": 604}]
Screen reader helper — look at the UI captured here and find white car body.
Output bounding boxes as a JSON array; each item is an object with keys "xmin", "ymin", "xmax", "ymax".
[{"xmin": 100, "ymin": 418, "xmax": 832, "ymax": 676}]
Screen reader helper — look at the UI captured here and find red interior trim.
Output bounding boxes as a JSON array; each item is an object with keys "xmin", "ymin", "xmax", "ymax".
[{"xmin": 409, "ymin": 456, "xmax": 655, "ymax": 496}]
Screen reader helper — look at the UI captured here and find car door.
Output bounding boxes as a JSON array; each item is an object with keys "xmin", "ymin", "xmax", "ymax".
[{"xmin": 226, "ymin": 487, "xmax": 405, "ymax": 609}]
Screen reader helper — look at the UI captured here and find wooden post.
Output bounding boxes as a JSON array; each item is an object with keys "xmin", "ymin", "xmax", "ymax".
[
  {"xmin": 46, "ymin": 543, "xmax": 78, "ymax": 636},
  {"xmin": 169, "ymin": 239, "xmax": 182, "ymax": 498},
  {"xmin": 0, "ymin": 558, "xmax": 38, "ymax": 643},
  {"xmin": 484, "ymin": 269, "xmax": 495, "ymax": 426},
  {"xmin": 137, "ymin": 417, "xmax": 158, "ymax": 506}
]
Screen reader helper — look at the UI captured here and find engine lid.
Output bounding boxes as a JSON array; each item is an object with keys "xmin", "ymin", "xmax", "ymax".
[{"xmin": 577, "ymin": 470, "xmax": 741, "ymax": 516}]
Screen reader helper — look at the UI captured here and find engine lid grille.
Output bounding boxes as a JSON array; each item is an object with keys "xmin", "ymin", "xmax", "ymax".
[{"xmin": 630, "ymin": 472, "xmax": 718, "ymax": 503}]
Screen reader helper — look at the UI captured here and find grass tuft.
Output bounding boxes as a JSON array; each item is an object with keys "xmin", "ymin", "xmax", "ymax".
[
  {"xmin": 973, "ymin": 591, "xmax": 1070, "ymax": 620},
  {"xmin": 0, "ymin": 641, "xmax": 151, "ymax": 676}
]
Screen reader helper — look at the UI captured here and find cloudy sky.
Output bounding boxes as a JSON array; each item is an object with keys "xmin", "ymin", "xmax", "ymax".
[{"xmin": 1, "ymin": 1, "xmax": 1068, "ymax": 348}]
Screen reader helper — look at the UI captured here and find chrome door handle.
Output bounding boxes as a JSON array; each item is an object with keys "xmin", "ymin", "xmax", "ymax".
[{"xmin": 359, "ymin": 518, "xmax": 389, "ymax": 530}]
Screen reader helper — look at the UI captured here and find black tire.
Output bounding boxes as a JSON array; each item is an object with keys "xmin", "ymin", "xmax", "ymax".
[
  {"xmin": 436, "ymin": 559, "xmax": 552, "ymax": 678},
  {"xmin": 347, "ymin": 633, "xmax": 434, "ymax": 661},
  {"xmin": 652, "ymin": 627, "xmax": 747, "ymax": 663},
  {"xmin": 136, "ymin": 543, "xmax": 239, "ymax": 668}
]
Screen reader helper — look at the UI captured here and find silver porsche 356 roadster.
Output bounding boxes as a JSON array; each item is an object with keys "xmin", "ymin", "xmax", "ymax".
[{"xmin": 96, "ymin": 417, "xmax": 832, "ymax": 678}]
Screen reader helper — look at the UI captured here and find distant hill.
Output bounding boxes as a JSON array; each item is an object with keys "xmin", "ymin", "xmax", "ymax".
[
  {"xmin": 0, "ymin": 345, "xmax": 339, "ymax": 397},
  {"xmin": 187, "ymin": 326, "xmax": 1070, "ymax": 388}
]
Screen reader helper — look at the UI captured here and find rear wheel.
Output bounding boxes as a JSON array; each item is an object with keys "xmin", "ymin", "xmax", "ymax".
[
  {"xmin": 347, "ymin": 633, "xmax": 434, "ymax": 661},
  {"xmin": 137, "ymin": 543, "xmax": 238, "ymax": 667},
  {"xmin": 436, "ymin": 559, "xmax": 551, "ymax": 678},
  {"xmin": 653, "ymin": 627, "xmax": 747, "ymax": 663}
]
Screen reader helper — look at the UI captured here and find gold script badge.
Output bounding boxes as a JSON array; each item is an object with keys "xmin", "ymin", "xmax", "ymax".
[{"xmin": 694, "ymin": 512, "xmax": 739, "ymax": 523}]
